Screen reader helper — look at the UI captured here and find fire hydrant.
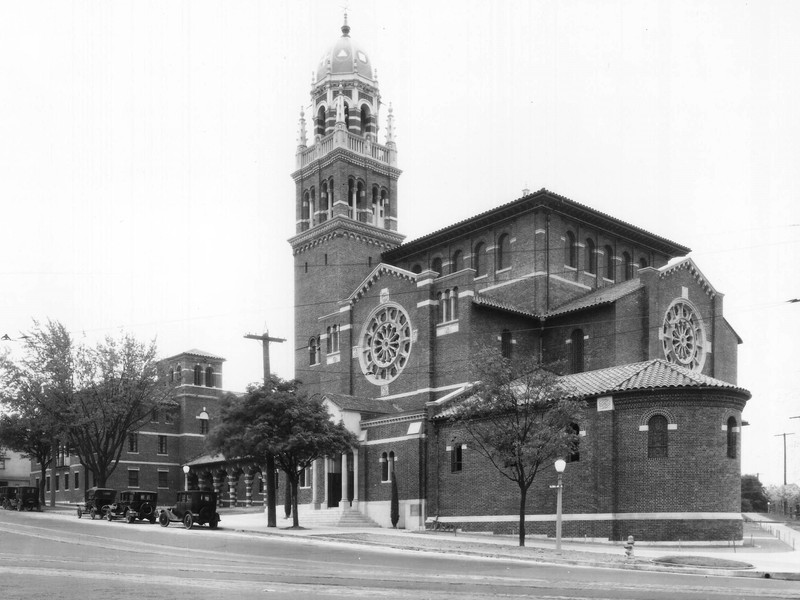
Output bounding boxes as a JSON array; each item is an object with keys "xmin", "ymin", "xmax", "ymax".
[{"xmin": 624, "ymin": 535, "xmax": 635, "ymax": 559}]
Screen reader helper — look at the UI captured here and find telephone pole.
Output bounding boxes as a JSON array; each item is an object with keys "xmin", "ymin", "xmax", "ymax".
[
  {"xmin": 244, "ymin": 330, "xmax": 286, "ymax": 528},
  {"xmin": 775, "ymin": 432, "xmax": 795, "ymax": 515}
]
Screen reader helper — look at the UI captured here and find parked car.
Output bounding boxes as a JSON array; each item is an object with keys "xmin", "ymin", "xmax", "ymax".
[
  {"xmin": 106, "ymin": 490, "xmax": 158, "ymax": 524},
  {"xmin": 77, "ymin": 487, "xmax": 117, "ymax": 519},
  {"xmin": 0, "ymin": 486, "xmax": 17, "ymax": 510},
  {"xmin": 159, "ymin": 490, "xmax": 220, "ymax": 529},
  {"xmin": 14, "ymin": 486, "xmax": 41, "ymax": 511}
]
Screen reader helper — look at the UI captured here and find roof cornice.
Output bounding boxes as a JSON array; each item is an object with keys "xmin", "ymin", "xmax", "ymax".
[{"xmin": 289, "ymin": 216, "xmax": 405, "ymax": 254}]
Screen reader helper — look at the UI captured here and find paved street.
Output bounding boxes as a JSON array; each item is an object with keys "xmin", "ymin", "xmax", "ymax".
[{"xmin": 1, "ymin": 508, "xmax": 799, "ymax": 600}]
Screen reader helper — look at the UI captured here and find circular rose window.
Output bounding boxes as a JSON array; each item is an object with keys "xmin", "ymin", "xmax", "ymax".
[
  {"xmin": 661, "ymin": 298, "xmax": 707, "ymax": 371},
  {"xmin": 359, "ymin": 303, "xmax": 413, "ymax": 385}
]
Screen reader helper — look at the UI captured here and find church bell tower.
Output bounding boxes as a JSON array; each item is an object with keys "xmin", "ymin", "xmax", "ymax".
[{"xmin": 289, "ymin": 17, "xmax": 404, "ymax": 390}]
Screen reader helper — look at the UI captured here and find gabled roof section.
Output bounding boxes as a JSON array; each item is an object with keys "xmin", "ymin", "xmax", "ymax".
[
  {"xmin": 433, "ymin": 359, "xmax": 749, "ymax": 419},
  {"xmin": 323, "ymin": 392, "xmax": 428, "ymax": 415},
  {"xmin": 658, "ymin": 257, "xmax": 719, "ymax": 298},
  {"xmin": 343, "ymin": 263, "xmax": 418, "ymax": 306},
  {"xmin": 545, "ymin": 279, "xmax": 643, "ymax": 319},
  {"xmin": 383, "ymin": 188, "xmax": 691, "ymax": 261}
]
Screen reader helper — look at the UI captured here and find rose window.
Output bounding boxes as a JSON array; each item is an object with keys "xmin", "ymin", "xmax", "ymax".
[
  {"xmin": 359, "ymin": 303, "xmax": 412, "ymax": 385},
  {"xmin": 661, "ymin": 299, "xmax": 707, "ymax": 371}
]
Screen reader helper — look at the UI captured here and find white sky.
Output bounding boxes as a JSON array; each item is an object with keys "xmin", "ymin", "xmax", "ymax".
[{"xmin": 1, "ymin": 1, "xmax": 798, "ymax": 485}]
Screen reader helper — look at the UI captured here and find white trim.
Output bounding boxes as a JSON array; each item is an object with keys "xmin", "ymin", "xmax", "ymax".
[
  {"xmin": 417, "ymin": 299, "xmax": 437, "ymax": 308},
  {"xmin": 374, "ymin": 382, "xmax": 469, "ymax": 401},
  {"xmin": 436, "ymin": 322, "xmax": 459, "ymax": 336},
  {"xmin": 549, "ymin": 273, "xmax": 592, "ymax": 291},
  {"xmin": 429, "ymin": 512, "xmax": 743, "ymax": 523},
  {"xmin": 417, "ymin": 278, "xmax": 434, "ymax": 287},
  {"xmin": 481, "ymin": 270, "xmax": 545, "ymax": 293},
  {"xmin": 138, "ymin": 432, "xmax": 184, "ymax": 438},
  {"xmin": 339, "ymin": 305, "xmax": 351, "ymax": 312},
  {"xmin": 458, "ymin": 289, "xmax": 475, "ymax": 298},
  {"xmin": 118, "ymin": 460, "xmax": 183, "ymax": 467},
  {"xmin": 496, "ymin": 267, "xmax": 511, "ymax": 274},
  {"xmin": 667, "ymin": 423, "xmax": 678, "ymax": 430}
]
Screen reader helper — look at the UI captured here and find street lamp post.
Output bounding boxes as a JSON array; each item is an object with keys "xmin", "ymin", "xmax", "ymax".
[
  {"xmin": 182, "ymin": 465, "xmax": 190, "ymax": 491},
  {"xmin": 554, "ymin": 458, "xmax": 566, "ymax": 552}
]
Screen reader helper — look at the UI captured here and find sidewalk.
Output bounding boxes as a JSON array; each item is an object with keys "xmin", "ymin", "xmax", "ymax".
[{"xmin": 218, "ymin": 509, "xmax": 800, "ymax": 581}]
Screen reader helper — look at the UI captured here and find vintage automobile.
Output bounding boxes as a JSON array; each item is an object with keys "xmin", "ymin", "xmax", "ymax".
[
  {"xmin": 14, "ymin": 486, "xmax": 41, "ymax": 511},
  {"xmin": 0, "ymin": 486, "xmax": 17, "ymax": 510},
  {"xmin": 105, "ymin": 490, "xmax": 158, "ymax": 524},
  {"xmin": 159, "ymin": 490, "xmax": 220, "ymax": 529},
  {"xmin": 77, "ymin": 487, "xmax": 117, "ymax": 519}
]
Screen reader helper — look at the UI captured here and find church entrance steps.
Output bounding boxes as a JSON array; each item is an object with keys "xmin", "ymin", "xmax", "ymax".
[{"xmin": 294, "ymin": 506, "xmax": 381, "ymax": 528}]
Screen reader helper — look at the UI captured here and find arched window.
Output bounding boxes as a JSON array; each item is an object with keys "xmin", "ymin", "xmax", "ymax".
[
  {"xmin": 639, "ymin": 257, "xmax": 648, "ymax": 269},
  {"xmin": 316, "ymin": 105, "xmax": 326, "ymax": 136},
  {"xmin": 497, "ymin": 233, "xmax": 511, "ymax": 270},
  {"xmin": 431, "ymin": 256, "xmax": 443, "ymax": 275},
  {"xmin": 168, "ymin": 368, "xmax": 174, "ymax": 383},
  {"xmin": 565, "ymin": 231, "xmax": 577, "ymax": 268},
  {"xmin": 436, "ymin": 292, "xmax": 443, "ymax": 323},
  {"xmin": 360, "ymin": 104, "xmax": 370, "ymax": 136},
  {"xmin": 343, "ymin": 103, "xmax": 350, "ymax": 129},
  {"xmin": 309, "ymin": 186, "xmax": 316, "ymax": 226},
  {"xmin": 193, "ymin": 365, "xmax": 202, "ymax": 385},
  {"xmin": 437, "ymin": 291, "xmax": 449, "ymax": 323},
  {"xmin": 381, "ymin": 451, "xmax": 395, "ymax": 482},
  {"xmin": 604, "ymin": 245, "xmax": 615, "ymax": 281},
  {"xmin": 585, "ymin": 238, "xmax": 596, "ymax": 275},
  {"xmin": 451, "ymin": 286, "xmax": 459, "ymax": 319},
  {"xmin": 566, "ymin": 423, "xmax": 581, "ymax": 462},
  {"xmin": 727, "ymin": 417, "xmax": 737, "ymax": 459},
  {"xmin": 205, "ymin": 366, "xmax": 214, "ymax": 388},
  {"xmin": 473, "ymin": 242, "xmax": 486, "ymax": 277},
  {"xmin": 648, "ymin": 415, "xmax": 668, "ymax": 458},
  {"xmin": 347, "ymin": 178, "xmax": 355, "ymax": 219},
  {"xmin": 175, "ymin": 364, "xmax": 182, "ymax": 383},
  {"xmin": 309, "ymin": 337, "xmax": 319, "ymax": 365},
  {"xmin": 451, "ymin": 250, "xmax": 462, "ymax": 273},
  {"xmin": 388, "ymin": 451, "xmax": 395, "ymax": 481},
  {"xmin": 501, "ymin": 329, "xmax": 513, "ymax": 359},
  {"xmin": 331, "ymin": 325, "xmax": 339, "ymax": 353},
  {"xmin": 326, "ymin": 326, "xmax": 332, "ymax": 353},
  {"xmin": 411, "ymin": 263, "xmax": 422, "ymax": 274},
  {"xmin": 623, "ymin": 251, "xmax": 633, "ymax": 280},
  {"xmin": 570, "ymin": 329, "xmax": 584, "ymax": 373}
]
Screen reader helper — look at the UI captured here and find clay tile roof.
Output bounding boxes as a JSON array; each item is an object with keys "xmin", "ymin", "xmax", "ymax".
[
  {"xmin": 545, "ymin": 279, "xmax": 642, "ymax": 319},
  {"xmin": 472, "ymin": 293, "xmax": 541, "ymax": 319},
  {"xmin": 172, "ymin": 349, "xmax": 226, "ymax": 361},
  {"xmin": 323, "ymin": 393, "xmax": 398, "ymax": 415}
]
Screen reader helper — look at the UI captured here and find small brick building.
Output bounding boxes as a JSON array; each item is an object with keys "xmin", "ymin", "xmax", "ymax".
[{"xmin": 285, "ymin": 20, "xmax": 750, "ymax": 541}]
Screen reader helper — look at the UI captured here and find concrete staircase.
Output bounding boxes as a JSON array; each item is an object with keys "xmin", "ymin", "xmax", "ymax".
[{"xmin": 295, "ymin": 506, "xmax": 381, "ymax": 528}]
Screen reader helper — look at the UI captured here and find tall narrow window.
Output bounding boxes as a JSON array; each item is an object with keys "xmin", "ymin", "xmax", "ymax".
[
  {"xmin": 451, "ymin": 444, "xmax": 463, "ymax": 472},
  {"xmin": 331, "ymin": 325, "xmax": 339, "ymax": 353},
  {"xmin": 623, "ymin": 252, "xmax": 633, "ymax": 280},
  {"xmin": 570, "ymin": 329, "xmax": 585, "ymax": 373},
  {"xmin": 309, "ymin": 337, "xmax": 319, "ymax": 365},
  {"xmin": 727, "ymin": 417, "xmax": 737, "ymax": 459},
  {"xmin": 431, "ymin": 256, "xmax": 443, "ymax": 275},
  {"xmin": 565, "ymin": 231, "xmax": 577, "ymax": 268},
  {"xmin": 566, "ymin": 423, "xmax": 581, "ymax": 462},
  {"xmin": 388, "ymin": 451, "xmax": 395, "ymax": 481},
  {"xmin": 473, "ymin": 242, "xmax": 486, "ymax": 276},
  {"xmin": 451, "ymin": 250, "xmax": 462, "ymax": 273},
  {"xmin": 381, "ymin": 452, "xmax": 389, "ymax": 482},
  {"xmin": 128, "ymin": 432, "xmax": 139, "ymax": 453},
  {"xmin": 497, "ymin": 233, "xmax": 511, "ymax": 270},
  {"xmin": 501, "ymin": 329, "xmax": 513, "ymax": 359},
  {"xmin": 326, "ymin": 326, "xmax": 332, "ymax": 353},
  {"xmin": 158, "ymin": 435, "xmax": 168, "ymax": 455},
  {"xmin": 437, "ymin": 292, "xmax": 445, "ymax": 323},
  {"xmin": 175, "ymin": 365, "xmax": 182, "ymax": 383},
  {"xmin": 585, "ymin": 239, "xmax": 596, "ymax": 275},
  {"xmin": 128, "ymin": 469, "xmax": 139, "ymax": 488},
  {"xmin": 639, "ymin": 257, "xmax": 648, "ymax": 269},
  {"xmin": 451, "ymin": 287, "xmax": 459, "ymax": 320},
  {"xmin": 604, "ymin": 245, "xmax": 615, "ymax": 281},
  {"xmin": 648, "ymin": 415, "xmax": 668, "ymax": 458},
  {"xmin": 193, "ymin": 365, "xmax": 202, "ymax": 385},
  {"xmin": 205, "ymin": 366, "xmax": 214, "ymax": 388},
  {"xmin": 360, "ymin": 104, "xmax": 370, "ymax": 136}
]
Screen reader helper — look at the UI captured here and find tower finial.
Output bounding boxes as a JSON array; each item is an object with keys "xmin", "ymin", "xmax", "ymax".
[{"xmin": 341, "ymin": 10, "xmax": 350, "ymax": 37}]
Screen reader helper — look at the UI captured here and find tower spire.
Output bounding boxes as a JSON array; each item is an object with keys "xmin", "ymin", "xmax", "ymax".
[{"xmin": 342, "ymin": 10, "xmax": 350, "ymax": 37}]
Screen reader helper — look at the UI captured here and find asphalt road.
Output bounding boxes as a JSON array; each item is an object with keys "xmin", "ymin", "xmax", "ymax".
[{"xmin": 0, "ymin": 509, "xmax": 798, "ymax": 600}]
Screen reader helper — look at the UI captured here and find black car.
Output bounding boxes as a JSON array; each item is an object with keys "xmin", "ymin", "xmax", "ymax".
[
  {"xmin": 0, "ymin": 486, "xmax": 17, "ymax": 510},
  {"xmin": 77, "ymin": 487, "xmax": 117, "ymax": 519},
  {"xmin": 159, "ymin": 490, "xmax": 220, "ymax": 529},
  {"xmin": 14, "ymin": 486, "xmax": 41, "ymax": 511},
  {"xmin": 106, "ymin": 490, "xmax": 158, "ymax": 523}
]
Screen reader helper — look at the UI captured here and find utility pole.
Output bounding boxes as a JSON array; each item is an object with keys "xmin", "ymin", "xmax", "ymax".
[
  {"xmin": 775, "ymin": 432, "xmax": 795, "ymax": 515},
  {"xmin": 244, "ymin": 331, "xmax": 286, "ymax": 528}
]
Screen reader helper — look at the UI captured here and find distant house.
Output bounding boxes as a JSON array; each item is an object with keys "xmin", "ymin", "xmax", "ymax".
[{"xmin": 1, "ymin": 447, "xmax": 31, "ymax": 487}]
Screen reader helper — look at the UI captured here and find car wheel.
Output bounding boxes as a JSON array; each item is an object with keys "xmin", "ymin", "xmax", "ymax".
[
  {"xmin": 106, "ymin": 510, "xmax": 113, "ymax": 521},
  {"xmin": 209, "ymin": 517, "xmax": 219, "ymax": 530},
  {"xmin": 149, "ymin": 516, "xmax": 156, "ymax": 525},
  {"xmin": 159, "ymin": 512, "xmax": 170, "ymax": 527},
  {"xmin": 125, "ymin": 510, "xmax": 135, "ymax": 524},
  {"xmin": 183, "ymin": 513, "xmax": 194, "ymax": 530},
  {"xmin": 90, "ymin": 508, "xmax": 96, "ymax": 520}
]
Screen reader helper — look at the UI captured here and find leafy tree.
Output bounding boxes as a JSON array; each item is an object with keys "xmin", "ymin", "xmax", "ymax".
[
  {"xmin": 741, "ymin": 474, "xmax": 769, "ymax": 513},
  {"xmin": 206, "ymin": 377, "xmax": 358, "ymax": 528},
  {"xmin": 390, "ymin": 471, "xmax": 399, "ymax": 528},
  {"xmin": 0, "ymin": 320, "xmax": 173, "ymax": 489},
  {"xmin": 447, "ymin": 348, "xmax": 583, "ymax": 547},
  {"xmin": 766, "ymin": 483, "xmax": 800, "ymax": 516},
  {"xmin": 0, "ymin": 413, "xmax": 52, "ymax": 505}
]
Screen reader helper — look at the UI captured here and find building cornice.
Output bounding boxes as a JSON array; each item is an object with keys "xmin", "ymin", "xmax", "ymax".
[{"xmin": 288, "ymin": 216, "xmax": 405, "ymax": 254}]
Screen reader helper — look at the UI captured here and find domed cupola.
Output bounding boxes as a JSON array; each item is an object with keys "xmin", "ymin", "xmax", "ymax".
[{"xmin": 316, "ymin": 18, "xmax": 374, "ymax": 82}]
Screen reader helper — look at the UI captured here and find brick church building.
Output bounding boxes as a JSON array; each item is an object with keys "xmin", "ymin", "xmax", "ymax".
[{"xmin": 285, "ymin": 19, "xmax": 750, "ymax": 541}]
